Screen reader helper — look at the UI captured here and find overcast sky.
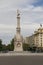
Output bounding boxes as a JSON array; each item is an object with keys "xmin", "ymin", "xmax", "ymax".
[{"xmin": 0, "ymin": 0, "xmax": 43, "ymax": 45}]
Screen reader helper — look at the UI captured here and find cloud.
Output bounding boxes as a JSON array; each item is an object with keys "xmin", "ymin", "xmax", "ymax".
[
  {"xmin": 0, "ymin": 6, "xmax": 43, "ymax": 34},
  {"xmin": 0, "ymin": 0, "xmax": 43, "ymax": 44},
  {"xmin": 0, "ymin": 24, "xmax": 16, "ymax": 33},
  {"xmin": 21, "ymin": 6, "xmax": 43, "ymax": 23},
  {"xmin": 33, "ymin": 6, "xmax": 43, "ymax": 12},
  {"xmin": 0, "ymin": 0, "xmax": 37, "ymax": 9}
]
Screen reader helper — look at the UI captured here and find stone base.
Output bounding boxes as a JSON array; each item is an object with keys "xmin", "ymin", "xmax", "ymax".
[
  {"xmin": 14, "ymin": 42, "xmax": 23, "ymax": 52},
  {"xmin": 14, "ymin": 46, "xmax": 23, "ymax": 52}
]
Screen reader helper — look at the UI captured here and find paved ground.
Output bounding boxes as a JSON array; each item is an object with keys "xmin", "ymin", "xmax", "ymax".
[
  {"xmin": 0, "ymin": 52, "xmax": 43, "ymax": 56},
  {"xmin": 0, "ymin": 55, "xmax": 43, "ymax": 65}
]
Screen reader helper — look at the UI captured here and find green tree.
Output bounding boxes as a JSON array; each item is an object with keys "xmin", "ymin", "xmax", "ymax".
[
  {"xmin": 7, "ymin": 44, "xmax": 11, "ymax": 51},
  {"xmin": 2, "ymin": 44, "xmax": 7, "ymax": 51},
  {"xmin": 7, "ymin": 38, "xmax": 14, "ymax": 51},
  {"xmin": 30, "ymin": 43, "xmax": 37, "ymax": 52},
  {"xmin": 23, "ymin": 43, "xmax": 30, "ymax": 51},
  {"xmin": 0, "ymin": 39, "xmax": 2, "ymax": 51},
  {"xmin": 10, "ymin": 38, "xmax": 14, "ymax": 51}
]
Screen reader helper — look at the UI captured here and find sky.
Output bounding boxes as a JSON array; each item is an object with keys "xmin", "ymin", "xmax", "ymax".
[{"xmin": 0, "ymin": 0, "xmax": 43, "ymax": 45}]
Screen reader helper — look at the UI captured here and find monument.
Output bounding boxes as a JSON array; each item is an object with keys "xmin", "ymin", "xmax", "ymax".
[{"xmin": 14, "ymin": 10, "xmax": 23, "ymax": 52}]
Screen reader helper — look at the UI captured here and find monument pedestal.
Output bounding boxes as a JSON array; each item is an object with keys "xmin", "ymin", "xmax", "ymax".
[{"xmin": 14, "ymin": 42, "xmax": 23, "ymax": 52}]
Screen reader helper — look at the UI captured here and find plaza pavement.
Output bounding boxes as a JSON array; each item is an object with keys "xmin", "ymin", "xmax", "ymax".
[
  {"xmin": 0, "ymin": 52, "xmax": 43, "ymax": 56},
  {"xmin": 0, "ymin": 52, "xmax": 43, "ymax": 65}
]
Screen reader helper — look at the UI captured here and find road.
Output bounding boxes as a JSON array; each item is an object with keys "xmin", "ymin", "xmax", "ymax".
[{"xmin": 0, "ymin": 55, "xmax": 43, "ymax": 65}]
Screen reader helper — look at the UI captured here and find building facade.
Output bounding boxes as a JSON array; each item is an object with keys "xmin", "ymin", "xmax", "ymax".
[
  {"xmin": 34, "ymin": 25, "xmax": 43, "ymax": 49},
  {"xmin": 26, "ymin": 24, "xmax": 43, "ymax": 50}
]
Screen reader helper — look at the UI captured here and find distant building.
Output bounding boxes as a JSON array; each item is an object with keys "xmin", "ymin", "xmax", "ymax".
[
  {"xmin": 25, "ymin": 35, "xmax": 34, "ymax": 46},
  {"xmin": 26, "ymin": 24, "xmax": 43, "ymax": 49}
]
